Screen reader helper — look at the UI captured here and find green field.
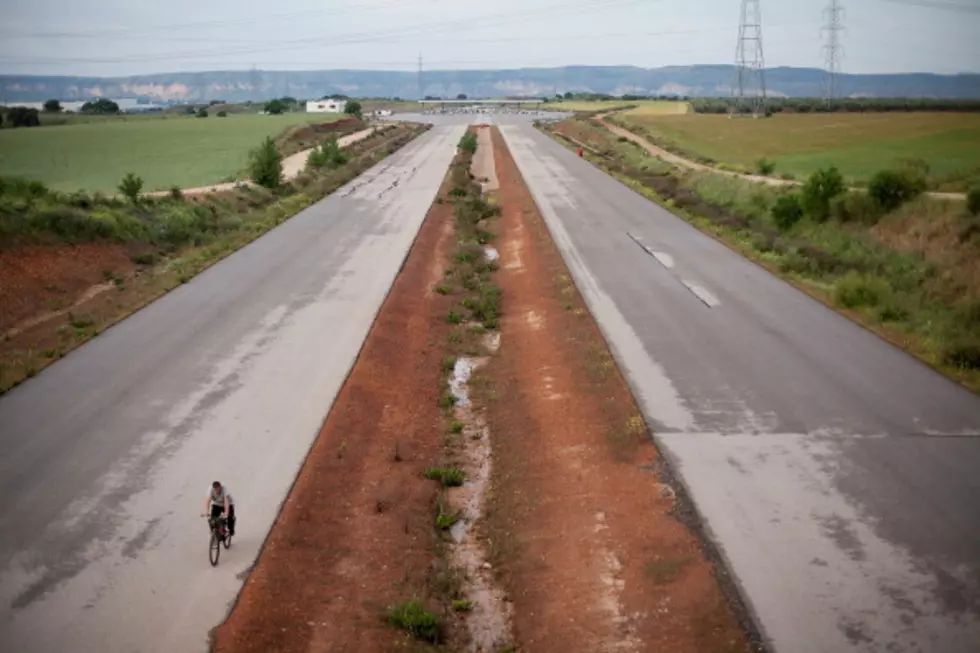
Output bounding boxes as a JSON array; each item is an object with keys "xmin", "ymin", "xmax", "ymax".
[
  {"xmin": 621, "ymin": 111, "xmax": 980, "ymax": 188},
  {"xmin": 550, "ymin": 100, "xmax": 689, "ymax": 114},
  {"xmin": 0, "ymin": 112, "xmax": 343, "ymax": 193}
]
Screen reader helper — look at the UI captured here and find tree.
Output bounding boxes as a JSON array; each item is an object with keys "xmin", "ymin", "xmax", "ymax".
[
  {"xmin": 264, "ymin": 99, "xmax": 286, "ymax": 115},
  {"xmin": 7, "ymin": 107, "xmax": 41, "ymax": 128},
  {"xmin": 563, "ymin": 91, "xmax": 574, "ymax": 99},
  {"xmin": 81, "ymin": 98, "xmax": 120, "ymax": 114},
  {"xmin": 801, "ymin": 167, "xmax": 845, "ymax": 222},
  {"xmin": 456, "ymin": 93, "xmax": 467, "ymax": 100},
  {"xmin": 217, "ymin": 111, "xmax": 228, "ymax": 118},
  {"xmin": 868, "ymin": 169, "xmax": 925, "ymax": 213},
  {"xmin": 196, "ymin": 108, "xmax": 209, "ymax": 118},
  {"xmin": 43, "ymin": 99, "xmax": 62, "ymax": 112},
  {"xmin": 249, "ymin": 137, "xmax": 283, "ymax": 188},
  {"xmin": 344, "ymin": 100, "xmax": 362, "ymax": 119},
  {"xmin": 118, "ymin": 173, "xmax": 144, "ymax": 203}
]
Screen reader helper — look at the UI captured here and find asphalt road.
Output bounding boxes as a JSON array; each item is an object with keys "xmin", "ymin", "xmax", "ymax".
[
  {"xmin": 0, "ymin": 122, "xmax": 465, "ymax": 653},
  {"xmin": 499, "ymin": 122, "xmax": 980, "ymax": 653}
]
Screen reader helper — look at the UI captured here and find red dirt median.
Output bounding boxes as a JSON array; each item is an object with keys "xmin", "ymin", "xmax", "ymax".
[
  {"xmin": 480, "ymin": 127, "xmax": 756, "ymax": 652},
  {"xmin": 211, "ymin": 166, "xmax": 457, "ymax": 652}
]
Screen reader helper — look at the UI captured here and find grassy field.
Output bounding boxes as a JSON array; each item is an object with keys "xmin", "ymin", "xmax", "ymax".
[
  {"xmin": 620, "ymin": 111, "xmax": 980, "ymax": 188},
  {"xmin": 549, "ymin": 100, "xmax": 689, "ymax": 114},
  {"xmin": 0, "ymin": 111, "xmax": 344, "ymax": 193}
]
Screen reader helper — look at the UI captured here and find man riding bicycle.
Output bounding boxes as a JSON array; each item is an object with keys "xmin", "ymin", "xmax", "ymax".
[{"xmin": 202, "ymin": 481, "xmax": 236, "ymax": 536}]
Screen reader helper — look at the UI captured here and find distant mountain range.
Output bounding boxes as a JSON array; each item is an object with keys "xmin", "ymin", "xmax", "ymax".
[{"xmin": 2, "ymin": 65, "xmax": 979, "ymax": 103}]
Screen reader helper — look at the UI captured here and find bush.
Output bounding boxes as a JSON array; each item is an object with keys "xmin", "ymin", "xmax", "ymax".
[
  {"xmin": 264, "ymin": 99, "xmax": 286, "ymax": 115},
  {"xmin": 943, "ymin": 340, "xmax": 980, "ymax": 370},
  {"xmin": 118, "ymin": 173, "xmax": 144, "ymax": 203},
  {"xmin": 344, "ymin": 100, "xmax": 362, "ymax": 119},
  {"xmin": 169, "ymin": 186, "xmax": 184, "ymax": 201},
  {"xmin": 967, "ymin": 187, "xmax": 980, "ymax": 217},
  {"xmin": 831, "ymin": 192, "xmax": 881, "ymax": 225},
  {"xmin": 249, "ymin": 137, "xmax": 283, "ymax": 189},
  {"xmin": 771, "ymin": 194, "xmax": 804, "ymax": 231},
  {"xmin": 801, "ymin": 167, "xmax": 845, "ymax": 222},
  {"xmin": 307, "ymin": 138, "xmax": 347, "ymax": 170},
  {"xmin": 387, "ymin": 600, "xmax": 441, "ymax": 643},
  {"xmin": 756, "ymin": 158, "xmax": 776, "ymax": 175},
  {"xmin": 458, "ymin": 132, "xmax": 478, "ymax": 154},
  {"xmin": 7, "ymin": 107, "xmax": 40, "ymax": 128},
  {"xmin": 424, "ymin": 467, "xmax": 466, "ymax": 487},
  {"xmin": 216, "ymin": 111, "xmax": 228, "ymax": 118},
  {"xmin": 868, "ymin": 169, "xmax": 926, "ymax": 212},
  {"xmin": 81, "ymin": 98, "xmax": 119, "ymax": 114},
  {"xmin": 835, "ymin": 272, "xmax": 889, "ymax": 309},
  {"xmin": 196, "ymin": 108, "xmax": 208, "ymax": 118},
  {"xmin": 43, "ymin": 99, "xmax": 62, "ymax": 112}
]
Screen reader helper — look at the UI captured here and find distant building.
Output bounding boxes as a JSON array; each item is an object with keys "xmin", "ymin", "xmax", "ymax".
[{"xmin": 306, "ymin": 99, "xmax": 345, "ymax": 113}]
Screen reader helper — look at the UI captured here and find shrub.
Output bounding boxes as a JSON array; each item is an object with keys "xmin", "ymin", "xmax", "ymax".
[
  {"xmin": 169, "ymin": 186, "xmax": 184, "ymax": 201},
  {"xmin": 835, "ymin": 272, "xmax": 889, "ymax": 309},
  {"xmin": 7, "ymin": 107, "xmax": 40, "ymax": 128},
  {"xmin": 307, "ymin": 138, "xmax": 347, "ymax": 170},
  {"xmin": 387, "ymin": 600, "xmax": 441, "ymax": 643},
  {"xmin": 756, "ymin": 158, "xmax": 776, "ymax": 175},
  {"xmin": 868, "ymin": 169, "xmax": 926, "ymax": 212},
  {"xmin": 264, "ymin": 99, "xmax": 286, "ymax": 115},
  {"xmin": 118, "ymin": 173, "xmax": 144, "ymax": 203},
  {"xmin": 216, "ymin": 110, "xmax": 228, "ymax": 118},
  {"xmin": 196, "ymin": 108, "xmax": 208, "ymax": 118},
  {"xmin": 458, "ymin": 132, "xmax": 478, "ymax": 154},
  {"xmin": 249, "ymin": 137, "xmax": 283, "ymax": 189},
  {"xmin": 344, "ymin": 100, "xmax": 362, "ymax": 119},
  {"xmin": 43, "ymin": 99, "xmax": 62, "ymax": 112},
  {"xmin": 771, "ymin": 194, "xmax": 804, "ymax": 231},
  {"xmin": 943, "ymin": 340, "xmax": 980, "ymax": 370},
  {"xmin": 81, "ymin": 98, "xmax": 119, "ymax": 114},
  {"xmin": 967, "ymin": 187, "xmax": 980, "ymax": 217},
  {"xmin": 831, "ymin": 192, "xmax": 881, "ymax": 225},
  {"xmin": 424, "ymin": 467, "xmax": 466, "ymax": 487},
  {"xmin": 801, "ymin": 167, "xmax": 845, "ymax": 222}
]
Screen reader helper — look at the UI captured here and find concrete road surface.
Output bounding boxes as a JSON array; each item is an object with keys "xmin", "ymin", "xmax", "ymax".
[
  {"xmin": 0, "ymin": 123, "xmax": 465, "ymax": 653},
  {"xmin": 500, "ymin": 122, "xmax": 980, "ymax": 653}
]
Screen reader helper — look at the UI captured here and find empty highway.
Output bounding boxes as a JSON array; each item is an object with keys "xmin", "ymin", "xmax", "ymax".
[
  {"xmin": 0, "ymin": 123, "xmax": 466, "ymax": 653},
  {"xmin": 500, "ymin": 121, "xmax": 980, "ymax": 653}
]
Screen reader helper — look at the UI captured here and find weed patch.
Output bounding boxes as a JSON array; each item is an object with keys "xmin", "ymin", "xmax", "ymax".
[{"xmin": 387, "ymin": 599, "xmax": 442, "ymax": 643}]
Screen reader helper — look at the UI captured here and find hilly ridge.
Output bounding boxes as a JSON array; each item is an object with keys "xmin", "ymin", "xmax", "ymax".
[{"xmin": 2, "ymin": 65, "xmax": 980, "ymax": 103}]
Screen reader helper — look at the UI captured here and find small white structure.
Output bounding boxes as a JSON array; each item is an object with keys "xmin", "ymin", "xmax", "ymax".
[{"xmin": 306, "ymin": 99, "xmax": 345, "ymax": 113}]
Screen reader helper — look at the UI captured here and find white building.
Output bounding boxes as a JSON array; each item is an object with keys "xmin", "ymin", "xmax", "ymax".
[{"xmin": 306, "ymin": 99, "xmax": 345, "ymax": 113}]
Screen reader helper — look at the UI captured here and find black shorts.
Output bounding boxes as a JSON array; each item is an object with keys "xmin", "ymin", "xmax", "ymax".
[{"xmin": 210, "ymin": 503, "xmax": 236, "ymax": 524}]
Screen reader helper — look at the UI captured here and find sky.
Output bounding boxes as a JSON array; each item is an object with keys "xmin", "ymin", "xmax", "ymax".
[{"xmin": 0, "ymin": 0, "xmax": 978, "ymax": 77}]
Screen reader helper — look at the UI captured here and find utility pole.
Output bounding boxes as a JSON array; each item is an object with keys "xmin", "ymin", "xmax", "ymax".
[
  {"xmin": 731, "ymin": 0, "xmax": 767, "ymax": 117},
  {"xmin": 417, "ymin": 52, "xmax": 424, "ymax": 101},
  {"xmin": 822, "ymin": 0, "xmax": 845, "ymax": 103}
]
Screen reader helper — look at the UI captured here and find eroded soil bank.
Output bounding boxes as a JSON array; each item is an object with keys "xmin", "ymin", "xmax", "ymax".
[{"xmin": 480, "ymin": 126, "xmax": 757, "ymax": 652}]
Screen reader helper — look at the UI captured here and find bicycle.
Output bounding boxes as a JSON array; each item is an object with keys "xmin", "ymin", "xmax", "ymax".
[{"xmin": 204, "ymin": 514, "xmax": 233, "ymax": 566}]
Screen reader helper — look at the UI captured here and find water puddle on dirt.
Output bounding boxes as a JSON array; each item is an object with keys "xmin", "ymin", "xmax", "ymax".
[{"xmin": 445, "ymin": 352, "xmax": 513, "ymax": 650}]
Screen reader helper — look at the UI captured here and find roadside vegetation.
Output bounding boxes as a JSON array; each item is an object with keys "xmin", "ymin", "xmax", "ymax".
[
  {"xmin": 0, "ymin": 111, "xmax": 350, "ymax": 193},
  {"xmin": 542, "ymin": 116, "xmax": 980, "ymax": 391},
  {"xmin": 610, "ymin": 111, "xmax": 980, "ymax": 191},
  {"xmin": 0, "ymin": 122, "xmax": 429, "ymax": 393}
]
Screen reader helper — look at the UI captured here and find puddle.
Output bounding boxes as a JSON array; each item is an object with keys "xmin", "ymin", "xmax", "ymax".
[{"xmin": 444, "ymin": 355, "xmax": 513, "ymax": 650}]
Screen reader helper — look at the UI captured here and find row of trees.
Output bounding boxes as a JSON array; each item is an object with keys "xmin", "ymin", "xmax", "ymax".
[{"xmin": 692, "ymin": 97, "xmax": 980, "ymax": 114}]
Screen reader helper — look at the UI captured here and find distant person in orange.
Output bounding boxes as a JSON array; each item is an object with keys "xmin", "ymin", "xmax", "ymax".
[{"xmin": 577, "ymin": 148, "xmax": 584, "ymax": 157}]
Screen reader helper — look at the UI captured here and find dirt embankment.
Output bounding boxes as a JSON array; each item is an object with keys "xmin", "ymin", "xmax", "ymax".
[
  {"xmin": 211, "ymin": 148, "xmax": 460, "ymax": 653},
  {"xmin": 481, "ymin": 127, "xmax": 756, "ymax": 652}
]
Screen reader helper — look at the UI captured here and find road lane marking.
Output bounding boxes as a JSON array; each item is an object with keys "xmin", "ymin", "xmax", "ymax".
[{"xmin": 681, "ymin": 280, "xmax": 720, "ymax": 308}]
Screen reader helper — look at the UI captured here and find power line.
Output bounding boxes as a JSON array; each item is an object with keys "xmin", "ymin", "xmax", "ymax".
[
  {"xmin": 878, "ymin": 0, "xmax": 980, "ymax": 12},
  {"xmin": 822, "ymin": 0, "xmax": 845, "ymax": 101},
  {"xmin": 731, "ymin": 0, "xmax": 767, "ymax": 116}
]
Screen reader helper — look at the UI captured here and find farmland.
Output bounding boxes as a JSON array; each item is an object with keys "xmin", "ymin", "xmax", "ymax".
[
  {"xmin": 620, "ymin": 110, "xmax": 980, "ymax": 190},
  {"xmin": 0, "ymin": 111, "xmax": 345, "ymax": 193}
]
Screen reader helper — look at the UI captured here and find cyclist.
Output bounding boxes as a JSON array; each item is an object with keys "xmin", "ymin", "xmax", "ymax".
[{"xmin": 202, "ymin": 481, "xmax": 236, "ymax": 537}]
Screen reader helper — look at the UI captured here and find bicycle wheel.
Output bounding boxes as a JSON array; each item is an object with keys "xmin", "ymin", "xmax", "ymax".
[
  {"xmin": 209, "ymin": 531, "xmax": 220, "ymax": 566},
  {"xmin": 223, "ymin": 530, "xmax": 232, "ymax": 549}
]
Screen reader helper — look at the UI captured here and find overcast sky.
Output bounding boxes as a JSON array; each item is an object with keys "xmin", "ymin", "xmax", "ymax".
[{"xmin": 0, "ymin": 0, "xmax": 977, "ymax": 77}]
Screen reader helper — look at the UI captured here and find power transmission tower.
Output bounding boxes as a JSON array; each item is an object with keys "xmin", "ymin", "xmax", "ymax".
[
  {"xmin": 417, "ymin": 53, "xmax": 424, "ymax": 101},
  {"xmin": 730, "ymin": 0, "xmax": 767, "ymax": 116},
  {"xmin": 822, "ymin": 0, "xmax": 845, "ymax": 103}
]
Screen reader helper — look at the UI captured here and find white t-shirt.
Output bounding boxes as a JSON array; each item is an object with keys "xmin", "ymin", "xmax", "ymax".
[{"xmin": 209, "ymin": 486, "xmax": 234, "ymax": 507}]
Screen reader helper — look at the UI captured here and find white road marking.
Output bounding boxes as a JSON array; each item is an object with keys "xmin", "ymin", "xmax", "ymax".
[
  {"xmin": 681, "ymin": 280, "xmax": 720, "ymax": 308},
  {"xmin": 651, "ymin": 251, "xmax": 674, "ymax": 269}
]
